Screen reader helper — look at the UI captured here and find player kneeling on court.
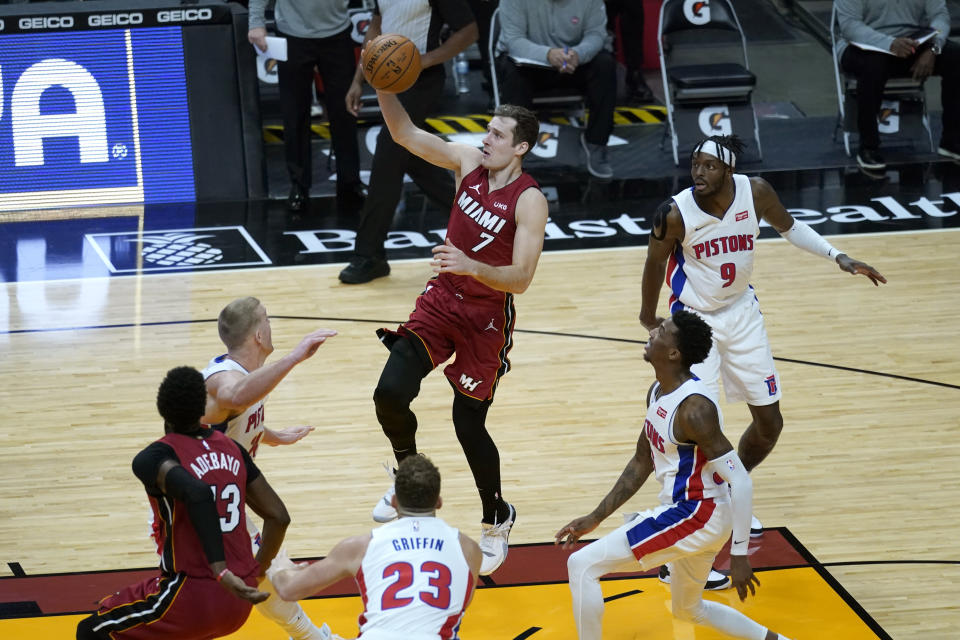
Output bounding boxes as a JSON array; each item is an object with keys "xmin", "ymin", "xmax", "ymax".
[
  {"xmin": 268, "ymin": 455, "xmax": 481, "ymax": 640},
  {"xmin": 555, "ymin": 312, "xmax": 792, "ymax": 640},
  {"xmin": 76, "ymin": 366, "xmax": 290, "ymax": 640}
]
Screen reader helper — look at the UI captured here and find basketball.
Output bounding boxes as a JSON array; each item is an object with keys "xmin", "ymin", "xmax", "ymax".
[{"xmin": 362, "ymin": 34, "xmax": 422, "ymax": 93}]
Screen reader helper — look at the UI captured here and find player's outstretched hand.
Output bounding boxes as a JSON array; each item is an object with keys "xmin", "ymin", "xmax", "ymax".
[
  {"xmin": 291, "ymin": 329, "xmax": 338, "ymax": 363},
  {"xmin": 554, "ymin": 514, "xmax": 600, "ymax": 549},
  {"xmin": 729, "ymin": 555, "xmax": 760, "ymax": 602},
  {"xmin": 269, "ymin": 425, "xmax": 315, "ymax": 445},
  {"xmin": 219, "ymin": 570, "xmax": 270, "ymax": 604},
  {"xmin": 836, "ymin": 255, "xmax": 887, "ymax": 286}
]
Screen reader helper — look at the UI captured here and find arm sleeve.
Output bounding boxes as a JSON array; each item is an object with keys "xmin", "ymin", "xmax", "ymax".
[
  {"xmin": 836, "ymin": 0, "xmax": 895, "ymax": 52},
  {"xmin": 497, "ymin": 0, "xmax": 552, "ymax": 62},
  {"xmin": 132, "ymin": 442, "xmax": 177, "ymax": 493},
  {"xmin": 247, "ymin": 0, "xmax": 272, "ymax": 31},
  {"xmin": 780, "ymin": 220, "xmax": 841, "ymax": 261},
  {"xmin": 708, "ymin": 450, "xmax": 753, "ymax": 556},
  {"xmin": 926, "ymin": 0, "xmax": 951, "ymax": 45},
  {"xmin": 571, "ymin": 0, "xmax": 609, "ymax": 63},
  {"xmin": 162, "ymin": 465, "xmax": 226, "ymax": 565}
]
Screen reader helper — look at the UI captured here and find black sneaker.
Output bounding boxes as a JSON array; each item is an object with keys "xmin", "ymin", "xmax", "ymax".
[
  {"xmin": 338, "ymin": 256, "xmax": 390, "ymax": 284},
  {"xmin": 856, "ymin": 148, "xmax": 886, "ymax": 170},
  {"xmin": 287, "ymin": 184, "xmax": 308, "ymax": 212},
  {"xmin": 658, "ymin": 564, "xmax": 731, "ymax": 590}
]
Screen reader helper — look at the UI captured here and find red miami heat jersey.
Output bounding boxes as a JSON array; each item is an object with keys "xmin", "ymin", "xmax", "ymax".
[
  {"xmin": 441, "ymin": 166, "xmax": 539, "ymax": 304},
  {"xmin": 644, "ymin": 378, "xmax": 728, "ymax": 506},
  {"xmin": 667, "ymin": 174, "xmax": 760, "ymax": 313},
  {"xmin": 150, "ymin": 431, "xmax": 259, "ymax": 579},
  {"xmin": 356, "ymin": 516, "xmax": 473, "ymax": 639}
]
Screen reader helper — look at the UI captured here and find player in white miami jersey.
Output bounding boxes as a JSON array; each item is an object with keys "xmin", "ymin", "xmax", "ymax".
[
  {"xmin": 268, "ymin": 455, "xmax": 482, "ymax": 640},
  {"xmin": 639, "ymin": 135, "xmax": 886, "ymax": 553},
  {"xmin": 202, "ymin": 296, "xmax": 338, "ymax": 640},
  {"xmin": 555, "ymin": 311, "xmax": 792, "ymax": 640}
]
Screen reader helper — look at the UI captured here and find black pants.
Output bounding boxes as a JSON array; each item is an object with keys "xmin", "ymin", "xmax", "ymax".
[
  {"xmin": 467, "ymin": 0, "xmax": 499, "ymax": 81},
  {"xmin": 354, "ymin": 66, "xmax": 455, "ymax": 259},
  {"xmin": 277, "ymin": 27, "xmax": 360, "ymax": 192},
  {"xmin": 497, "ymin": 50, "xmax": 617, "ymax": 145},
  {"xmin": 605, "ymin": 0, "xmax": 645, "ymax": 71},
  {"xmin": 841, "ymin": 41, "xmax": 960, "ymax": 151}
]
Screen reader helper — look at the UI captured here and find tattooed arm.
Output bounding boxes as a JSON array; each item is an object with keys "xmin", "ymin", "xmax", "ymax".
[{"xmin": 555, "ymin": 433, "xmax": 654, "ymax": 547}]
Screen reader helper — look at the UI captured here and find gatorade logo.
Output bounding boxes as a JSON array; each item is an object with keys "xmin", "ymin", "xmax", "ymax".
[
  {"xmin": 698, "ymin": 105, "xmax": 732, "ymax": 136},
  {"xmin": 877, "ymin": 99, "xmax": 900, "ymax": 134},
  {"xmin": 683, "ymin": 0, "xmax": 711, "ymax": 25}
]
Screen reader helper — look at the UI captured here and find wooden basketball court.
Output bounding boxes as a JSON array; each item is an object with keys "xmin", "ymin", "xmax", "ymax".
[{"xmin": 2, "ymin": 227, "xmax": 959, "ymax": 638}]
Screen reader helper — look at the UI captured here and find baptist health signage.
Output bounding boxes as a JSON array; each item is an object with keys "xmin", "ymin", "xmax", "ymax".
[{"xmin": 0, "ymin": 28, "xmax": 195, "ymax": 211}]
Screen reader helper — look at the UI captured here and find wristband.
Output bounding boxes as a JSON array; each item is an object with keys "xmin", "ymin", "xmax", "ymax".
[{"xmin": 216, "ymin": 567, "xmax": 230, "ymax": 582}]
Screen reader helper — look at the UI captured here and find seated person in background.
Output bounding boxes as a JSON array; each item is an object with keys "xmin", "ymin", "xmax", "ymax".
[
  {"xmin": 605, "ymin": 0, "xmax": 656, "ymax": 104},
  {"xmin": 835, "ymin": 0, "xmax": 959, "ymax": 170},
  {"xmin": 495, "ymin": 0, "xmax": 617, "ymax": 179}
]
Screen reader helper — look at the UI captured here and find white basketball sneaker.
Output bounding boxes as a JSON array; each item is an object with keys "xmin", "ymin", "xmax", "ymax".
[
  {"xmin": 371, "ymin": 464, "xmax": 398, "ymax": 523},
  {"xmin": 479, "ymin": 503, "xmax": 517, "ymax": 575},
  {"xmin": 750, "ymin": 514, "xmax": 763, "ymax": 537}
]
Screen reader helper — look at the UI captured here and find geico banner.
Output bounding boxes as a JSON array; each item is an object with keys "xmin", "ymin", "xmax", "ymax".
[
  {"xmin": 0, "ymin": 28, "xmax": 195, "ymax": 210},
  {"xmin": 0, "ymin": 6, "xmax": 231, "ymax": 33}
]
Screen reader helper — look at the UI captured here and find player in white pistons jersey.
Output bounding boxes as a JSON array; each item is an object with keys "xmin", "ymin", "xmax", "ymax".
[
  {"xmin": 201, "ymin": 296, "xmax": 338, "ymax": 640},
  {"xmin": 640, "ymin": 136, "xmax": 886, "ymax": 538},
  {"xmin": 202, "ymin": 356, "xmax": 267, "ymax": 455},
  {"xmin": 556, "ymin": 311, "xmax": 792, "ymax": 640},
  {"xmin": 268, "ymin": 455, "xmax": 482, "ymax": 640},
  {"xmin": 667, "ymin": 172, "xmax": 759, "ymax": 313},
  {"xmin": 644, "ymin": 377, "xmax": 728, "ymax": 507}
]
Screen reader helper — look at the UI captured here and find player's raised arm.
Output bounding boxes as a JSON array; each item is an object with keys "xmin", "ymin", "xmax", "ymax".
[{"xmin": 376, "ymin": 91, "xmax": 482, "ymax": 176}]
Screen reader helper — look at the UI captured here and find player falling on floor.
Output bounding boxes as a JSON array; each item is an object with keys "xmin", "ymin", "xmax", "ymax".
[
  {"xmin": 202, "ymin": 296, "xmax": 337, "ymax": 640},
  {"xmin": 556, "ymin": 312, "xmax": 792, "ymax": 640},
  {"xmin": 77, "ymin": 366, "xmax": 287, "ymax": 640}
]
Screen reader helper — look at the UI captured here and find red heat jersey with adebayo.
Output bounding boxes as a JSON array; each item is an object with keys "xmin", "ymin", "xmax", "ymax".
[
  {"xmin": 668, "ymin": 174, "xmax": 759, "ymax": 313},
  {"xmin": 440, "ymin": 166, "xmax": 539, "ymax": 304}
]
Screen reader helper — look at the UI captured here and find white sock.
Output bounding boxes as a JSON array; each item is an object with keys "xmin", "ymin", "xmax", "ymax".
[
  {"xmin": 256, "ymin": 574, "xmax": 330, "ymax": 640},
  {"xmin": 684, "ymin": 600, "xmax": 768, "ymax": 640}
]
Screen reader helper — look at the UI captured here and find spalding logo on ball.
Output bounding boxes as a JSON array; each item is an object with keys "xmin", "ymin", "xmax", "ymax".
[{"xmin": 362, "ymin": 34, "xmax": 422, "ymax": 93}]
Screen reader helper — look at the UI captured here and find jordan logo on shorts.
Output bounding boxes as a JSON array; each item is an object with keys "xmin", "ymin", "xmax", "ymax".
[{"xmin": 484, "ymin": 318, "xmax": 497, "ymax": 331}]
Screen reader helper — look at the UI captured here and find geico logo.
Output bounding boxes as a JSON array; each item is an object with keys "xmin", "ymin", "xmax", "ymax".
[
  {"xmin": 19, "ymin": 16, "xmax": 75, "ymax": 30},
  {"xmin": 0, "ymin": 59, "xmax": 109, "ymax": 167},
  {"xmin": 88, "ymin": 13, "xmax": 144, "ymax": 27},
  {"xmin": 157, "ymin": 8, "xmax": 213, "ymax": 23}
]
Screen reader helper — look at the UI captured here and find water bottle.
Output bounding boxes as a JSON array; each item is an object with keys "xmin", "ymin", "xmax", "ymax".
[{"xmin": 455, "ymin": 52, "xmax": 470, "ymax": 94}]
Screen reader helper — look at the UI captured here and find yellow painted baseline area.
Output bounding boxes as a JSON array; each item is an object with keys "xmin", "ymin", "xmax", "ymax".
[{"xmin": 0, "ymin": 567, "xmax": 881, "ymax": 639}]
